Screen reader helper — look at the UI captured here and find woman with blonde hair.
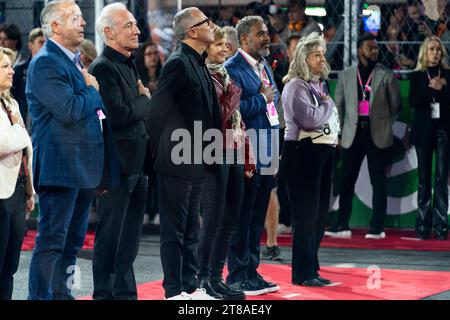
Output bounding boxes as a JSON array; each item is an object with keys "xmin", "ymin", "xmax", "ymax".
[
  {"xmin": 0, "ymin": 47, "xmax": 35, "ymax": 299},
  {"xmin": 196, "ymin": 25, "xmax": 254, "ymax": 300},
  {"xmin": 409, "ymin": 36, "xmax": 450, "ymax": 240},
  {"xmin": 281, "ymin": 32, "xmax": 339, "ymax": 286}
]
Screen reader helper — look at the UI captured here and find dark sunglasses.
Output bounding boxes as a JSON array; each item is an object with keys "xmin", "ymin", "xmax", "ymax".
[{"xmin": 189, "ymin": 17, "xmax": 210, "ymax": 29}]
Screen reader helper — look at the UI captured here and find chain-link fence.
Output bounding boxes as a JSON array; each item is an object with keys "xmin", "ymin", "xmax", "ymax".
[{"xmin": 1, "ymin": 0, "xmax": 449, "ymax": 76}]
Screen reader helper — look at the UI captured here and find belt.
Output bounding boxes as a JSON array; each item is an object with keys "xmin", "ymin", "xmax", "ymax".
[{"xmin": 358, "ymin": 117, "xmax": 370, "ymax": 129}]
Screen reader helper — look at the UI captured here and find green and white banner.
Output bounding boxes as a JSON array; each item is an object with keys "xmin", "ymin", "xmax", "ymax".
[{"xmin": 329, "ymin": 80, "xmax": 450, "ymax": 228}]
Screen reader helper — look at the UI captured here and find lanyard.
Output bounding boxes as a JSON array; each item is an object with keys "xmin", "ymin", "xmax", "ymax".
[
  {"xmin": 357, "ymin": 69, "xmax": 374, "ymax": 101},
  {"xmin": 240, "ymin": 50, "xmax": 268, "ymax": 82}
]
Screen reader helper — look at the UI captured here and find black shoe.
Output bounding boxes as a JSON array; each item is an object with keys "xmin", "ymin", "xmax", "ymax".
[
  {"xmin": 261, "ymin": 245, "xmax": 283, "ymax": 261},
  {"xmin": 434, "ymin": 227, "xmax": 448, "ymax": 240},
  {"xmin": 198, "ymin": 277, "xmax": 223, "ymax": 300},
  {"xmin": 293, "ymin": 278, "xmax": 325, "ymax": 287},
  {"xmin": 316, "ymin": 276, "xmax": 332, "ymax": 285},
  {"xmin": 256, "ymin": 276, "xmax": 280, "ymax": 293},
  {"xmin": 416, "ymin": 226, "xmax": 431, "ymax": 240},
  {"xmin": 211, "ymin": 279, "xmax": 246, "ymax": 300},
  {"xmin": 230, "ymin": 280, "xmax": 268, "ymax": 296}
]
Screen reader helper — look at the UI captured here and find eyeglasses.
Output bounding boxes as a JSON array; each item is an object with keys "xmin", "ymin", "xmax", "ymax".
[{"xmin": 189, "ymin": 18, "xmax": 210, "ymax": 29}]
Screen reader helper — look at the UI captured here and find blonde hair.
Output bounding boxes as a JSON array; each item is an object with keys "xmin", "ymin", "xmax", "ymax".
[
  {"xmin": 212, "ymin": 25, "xmax": 225, "ymax": 42},
  {"xmin": 415, "ymin": 36, "xmax": 450, "ymax": 71},
  {"xmin": 282, "ymin": 32, "xmax": 330, "ymax": 83},
  {"xmin": 0, "ymin": 47, "xmax": 14, "ymax": 101}
]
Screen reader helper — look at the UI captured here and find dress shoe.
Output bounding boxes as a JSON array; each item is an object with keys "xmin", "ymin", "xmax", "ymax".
[
  {"xmin": 316, "ymin": 276, "xmax": 332, "ymax": 285},
  {"xmin": 416, "ymin": 226, "xmax": 431, "ymax": 240},
  {"xmin": 324, "ymin": 225, "xmax": 352, "ymax": 238},
  {"xmin": 198, "ymin": 277, "xmax": 223, "ymax": 300},
  {"xmin": 293, "ymin": 278, "xmax": 324, "ymax": 287},
  {"xmin": 434, "ymin": 227, "xmax": 448, "ymax": 240},
  {"xmin": 211, "ymin": 279, "xmax": 246, "ymax": 300}
]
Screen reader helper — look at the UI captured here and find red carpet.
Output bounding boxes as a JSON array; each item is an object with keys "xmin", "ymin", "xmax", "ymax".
[
  {"xmin": 79, "ymin": 264, "xmax": 450, "ymax": 300},
  {"xmin": 21, "ymin": 230, "xmax": 95, "ymax": 251},
  {"xmin": 261, "ymin": 228, "xmax": 450, "ymax": 252}
]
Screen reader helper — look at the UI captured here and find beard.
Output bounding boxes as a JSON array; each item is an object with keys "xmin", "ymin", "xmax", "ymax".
[{"xmin": 257, "ymin": 47, "xmax": 270, "ymax": 57}]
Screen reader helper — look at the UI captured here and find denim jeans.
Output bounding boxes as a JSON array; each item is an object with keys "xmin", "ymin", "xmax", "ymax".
[{"xmin": 28, "ymin": 186, "xmax": 95, "ymax": 300}]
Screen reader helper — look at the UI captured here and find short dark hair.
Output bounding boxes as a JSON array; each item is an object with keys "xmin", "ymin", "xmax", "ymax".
[
  {"xmin": 28, "ymin": 27, "xmax": 44, "ymax": 43},
  {"xmin": 0, "ymin": 24, "xmax": 22, "ymax": 51},
  {"xmin": 286, "ymin": 34, "xmax": 301, "ymax": 48},
  {"xmin": 357, "ymin": 34, "xmax": 377, "ymax": 49},
  {"xmin": 288, "ymin": 0, "xmax": 307, "ymax": 9}
]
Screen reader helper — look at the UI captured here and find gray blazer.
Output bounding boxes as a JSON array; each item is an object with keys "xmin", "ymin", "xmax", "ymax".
[{"xmin": 334, "ymin": 63, "xmax": 401, "ymax": 149}]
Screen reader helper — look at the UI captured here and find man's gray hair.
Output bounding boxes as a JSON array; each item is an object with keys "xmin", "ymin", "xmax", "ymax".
[
  {"xmin": 40, "ymin": 0, "xmax": 76, "ymax": 38},
  {"xmin": 283, "ymin": 32, "xmax": 330, "ymax": 83},
  {"xmin": 96, "ymin": 2, "xmax": 127, "ymax": 41},
  {"xmin": 173, "ymin": 7, "xmax": 198, "ymax": 41},
  {"xmin": 235, "ymin": 16, "xmax": 264, "ymax": 45},
  {"xmin": 223, "ymin": 26, "xmax": 239, "ymax": 48}
]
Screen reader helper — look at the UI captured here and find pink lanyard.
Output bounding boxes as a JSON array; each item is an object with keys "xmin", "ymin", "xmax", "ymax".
[
  {"xmin": 240, "ymin": 51, "xmax": 270, "ymax": 83},
  {"xmin": 357, "ymin": 69, "xmax": 374, "ymax": 101}
]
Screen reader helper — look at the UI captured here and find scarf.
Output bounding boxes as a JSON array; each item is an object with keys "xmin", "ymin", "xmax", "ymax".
[{"xmin": 206, "ymin": 62, "xmax": 230, "ymax": 91}]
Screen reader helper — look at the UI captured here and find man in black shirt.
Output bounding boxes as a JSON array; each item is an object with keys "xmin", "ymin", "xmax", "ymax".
[
  {"xmin": 147, "ymin": 7, "xmax": 222, "ymax": 300},
  {"xmin": 326, "ymin": 34, "xmax": 401, "ymax": 239},
  {"xmin": 89, "ymin": 2, "xmax": 151, "ymax": 300}
]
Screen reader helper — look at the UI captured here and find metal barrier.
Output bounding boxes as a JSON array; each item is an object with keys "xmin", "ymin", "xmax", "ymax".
[{"xmin": 1, "ymin": 0, "xmax": 449, "ymax": 74}]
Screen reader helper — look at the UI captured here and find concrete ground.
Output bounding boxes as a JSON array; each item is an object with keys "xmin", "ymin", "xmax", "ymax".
[{"xmin": 11, "ymin": 233, "xmax": 450, "ymax": 300}]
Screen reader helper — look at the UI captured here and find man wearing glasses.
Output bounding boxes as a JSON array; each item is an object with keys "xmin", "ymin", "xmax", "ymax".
[{"xmin": 147, "ymin": 7, "xmax": 222, "ymax": 300}]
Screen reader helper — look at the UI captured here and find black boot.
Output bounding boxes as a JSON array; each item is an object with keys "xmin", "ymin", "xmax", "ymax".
[
  {"xmin": 211, "ymin": 276, "xmax": 246, "ymax": 300},
  {"xmin": 198, "ymin": 277, "xmax": 223, "ymax": 300}
]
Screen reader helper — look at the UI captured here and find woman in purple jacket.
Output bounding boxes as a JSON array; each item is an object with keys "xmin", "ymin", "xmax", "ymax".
[{"xmin": 281, "ymin": 32, "xmax": 340, "ymax": 286}]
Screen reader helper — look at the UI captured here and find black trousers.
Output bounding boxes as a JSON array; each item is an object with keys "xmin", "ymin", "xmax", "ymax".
[
  {"xmin": 337, "ymin": 125, "xmax": 389, "ymax": 231},
  {"xmin": 198, "ymin": 164, "xmax": 244, "ymax": 280},
  {"xmin": 92, "ymin": 174, "xmax": 147, "ymax": 300},
  {"xmin": 277, "ymin": 128, "xmax": 291, "ymax": 227},
  {"xmin": 226, "ymin": 171, "xmax": 275, "ymax": 284},
  {"xmin": 0, "ymin": 181, "xmax": 26, "ymax": 300},
  {"xmin": 158, "ymin": 172, "xmax": 203, "ymax": 298},
  {"xmin": 415, "ymin": 129, "xmax": 449, "ymax": 234},
  {"xmin": 282, "ymin": 139, "xmax": 335, "ymax": 282}
]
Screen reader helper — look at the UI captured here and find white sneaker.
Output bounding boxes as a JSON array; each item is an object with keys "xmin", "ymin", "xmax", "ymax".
[
  {"xmin": 277, "ymin": 224, "xmax": 292, "ymax": 234},
  {"xmin": 189, "ymin": 288, "xmax": 217, "ymax": 300},
  {"xmin": 365, "ymin": 232, "xmax": 386, "ymax": 239},
  {"xmin": 324, "ymin": 230, "xmax": 352, "ymax": 238},
  {"xmin": 165, "ymin": 292, "xmax": 191, "ymax": 300}
]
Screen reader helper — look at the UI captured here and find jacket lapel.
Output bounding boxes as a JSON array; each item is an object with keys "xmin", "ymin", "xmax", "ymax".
[
  {"xmin": 370, "ymin": 64, "xmax": 383, "ymax": 108},
  {"xmin": 47, "ymin": 40, "xmax": 85, "ymax": 83},
  {"xmin": 236, "ymin": 53, "xmax": 262, "ymax": 88},
  {"xmin": 188, "ymin": 55, "xmax": 212, "ymax": 116},
  {"xmin": 347, "ymin": 66, "xmax": 358, "ymax": 111}
]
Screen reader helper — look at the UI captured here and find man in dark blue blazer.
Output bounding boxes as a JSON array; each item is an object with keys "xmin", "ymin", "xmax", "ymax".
[
  {"xmin": 224, "ymin": 16, "xmax": 281, "ymax": 296},
  {"xmin": 26, "ymin": 0, "xmax": 119, "ymax": 300}
]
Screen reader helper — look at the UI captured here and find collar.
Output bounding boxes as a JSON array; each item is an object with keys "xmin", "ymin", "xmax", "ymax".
[
  {"xmin": 49, "ymin": 38, "xmax": 79, "ymax": 63},
  {"xmin": 181, "ymin": 42, "xmax": 207, "ymax": 65},
  {"xmin": 239, "ymin": 48, "xmax": 263, "ymax": 69},
  {"xmin": 103, "ymin": 45, "xmax": 134, "ymax": 63}
]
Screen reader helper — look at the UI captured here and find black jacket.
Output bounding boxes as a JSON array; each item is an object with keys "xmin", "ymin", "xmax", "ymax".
[
  {"xmin": 147, "ymin": 43, "xmax": 222, "ymax": 179},
  {"xmin": 409, "ymin": 67, "xmax": 450, "ymax": 146},
  {"xmin": 89, "ymin": 45, "xmax": 151, "ymax": 176}
]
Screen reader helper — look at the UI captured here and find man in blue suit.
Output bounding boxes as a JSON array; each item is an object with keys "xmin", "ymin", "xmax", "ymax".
[
  {"xmin": 26, "ymin": 0, "xmax": 119, "ymax": 300},
  {"xmin": 224, "ymin": 16, "xmax": 281, "ymax": 296}
]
